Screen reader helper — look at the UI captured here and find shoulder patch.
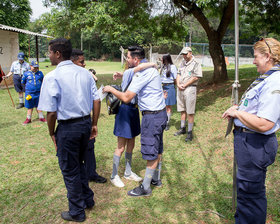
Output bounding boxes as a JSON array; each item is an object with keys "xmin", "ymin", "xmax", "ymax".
[{"xmin": 271, "ymin": 90, "xmax": 280, "ymax": 94}]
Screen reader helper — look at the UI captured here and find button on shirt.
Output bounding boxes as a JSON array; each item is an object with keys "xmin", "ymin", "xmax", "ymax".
[
  {"xmin": 38, "ymin": 60, "xmax": 99, "ymax": 120},
  {"xmin": 178, "ymin": 56, "xmax": 202, "ymax": 85},
  {"xmin": 122, "ymin": 68, "xmax": 137, "ymax": 104},
  {"xmin": 10, "ymin": 61, "xmax": 30, "ymax": 75},
  {"xmin": 128, "ymin": 67, "xmax": 165, "ymax": 111},
  {"xmin": 161, "ymin": 64, "xmax": 177, "ymax": 84},
  {"xmin": 234, "ymin": 71, "xmax": 280, "ymax": 135},
  {"xmin": 21, "ymin": 70, "xmax": 44, "ymax": 93}
]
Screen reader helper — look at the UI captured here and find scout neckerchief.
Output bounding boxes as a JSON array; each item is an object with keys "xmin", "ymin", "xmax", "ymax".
[{"xmin": 239, "ymin": 64, "xmax": 280, "ymax": 106}]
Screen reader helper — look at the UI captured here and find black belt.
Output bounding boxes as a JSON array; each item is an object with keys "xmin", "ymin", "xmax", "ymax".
[
  {"xmin": 234, "ymin": 126, "xmax": 255, "ymax": 134},
  {"xmin": 58, "ymin": 115, "xmax": 90, "ymax": 124},
  {"xmin": 142, "ymin": 108, "xmax": 166, "ymax": 115},
  {"xmin": 162, "ymin": 83, "xmax": 174, "ymax": 86},
  {"xmin": 121, "ymin": 102, "xmax": 138, "ymax": 108},
  {"xmin": 14, "ymin": 74, "xmax": 22, "ymax": 76}
]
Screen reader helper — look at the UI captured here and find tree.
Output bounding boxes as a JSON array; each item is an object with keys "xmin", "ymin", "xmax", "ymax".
[{"xmin": 0, "ymin": 0, "xmax": 32, "ymax": 52}]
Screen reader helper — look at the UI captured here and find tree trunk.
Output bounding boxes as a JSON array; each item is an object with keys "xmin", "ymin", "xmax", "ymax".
[{"xmin": 208, "ymin": 37, "xmax": 228, "ymax": 83}]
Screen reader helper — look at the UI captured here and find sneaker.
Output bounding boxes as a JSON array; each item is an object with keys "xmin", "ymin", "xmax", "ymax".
[
  {"xmin": 151, "ymin": 179, "xmax": 162, "ymax": 187},
  {"xmin": 174, "ymin": 127, "xmax": 186, "ymax": 136},
  {"xmin": 22, "ymin": 118, "xmax": 31, "ymax": 125},
  {"xmin": 61, "ymin": 211, "xmax": 85, "ymax": 222},
  {"xmin": 127, "ymin": 184, "xmax": 152, "ymax": 197},
  {"xmin": 185, "ymin": 131, "xmax": 193, "ymax": 142},
  {"xmin": 124, "ymin": 171, "xmax": 143, "ymax": 182},
  {"xmin": 39, "ymin": 118, "xmax": 47, "ymax": 123},
  {"xmin": 110, "ymin": 175, "xmax": 124, "ymax": 188},
  {"xmin": 16, "ymin": 103, "xmax": 24, "ymax": 109}
]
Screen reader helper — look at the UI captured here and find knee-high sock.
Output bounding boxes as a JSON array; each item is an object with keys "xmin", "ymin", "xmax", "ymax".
[
  {"xmin": 124, "ymin": 152, "xmax": 132, "ymax": 176},
  {"xmin": 152, "ymin": 161, "xmax": 162, "ymax": 181},
  {"xmin": 111, "ymin": 154, "xmax": 120, "ymax": 179},
  {"xmin": 142, "ymin": 168, "xmax": 155, "ymax": 190}
]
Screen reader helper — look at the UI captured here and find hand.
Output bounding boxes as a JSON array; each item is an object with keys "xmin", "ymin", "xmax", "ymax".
[
  {"xmin": 178, "ymin": 84, "xmax": 186, "ymax": 91},
  {"xmin": 51, "ymin": 135, "xmax": 57, "ymax": 151},
  {"xmin": 222, "ymin": 105, "xmax": 239, "ymax": 120},
  {"xmin": 103, "ymin": 85, "xmax": 113, "ymax": 93},
  {"xmin": 90, "ymin": 125, "xmax": 98, "ymax": 139},
  {"xmin": 113, "ymin": 72, "xmax": 123, "ymax": 80}
]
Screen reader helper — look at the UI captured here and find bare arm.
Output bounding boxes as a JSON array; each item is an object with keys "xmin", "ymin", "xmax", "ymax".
[
  {"xmin": 4, "ymin": 71, "xmax": 13, "ymax": 79},
  {"xmin": 47, "ymin": 111, "xmax": 57, "ymax": 151},
  {"xmin": 222, "ymin": 105, "xmax": 275, "ymax": 132},
  {"xmin": 103, "ymin": 86, "xmax": 136, "ymax": 103},
  {"xmin": 90, "ymin": 99, "xmax": 101, "ymax": 139}
]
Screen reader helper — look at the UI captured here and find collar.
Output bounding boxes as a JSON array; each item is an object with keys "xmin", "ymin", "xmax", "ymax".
[{"xmin": 57, "ymin": 60, "xmax": 73, "ymax": 68}]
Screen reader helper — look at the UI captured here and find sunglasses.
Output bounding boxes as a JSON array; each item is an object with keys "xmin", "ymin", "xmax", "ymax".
[{"xmin": 260, "ymin": 38, "xmax": 272, "ymax": 54}]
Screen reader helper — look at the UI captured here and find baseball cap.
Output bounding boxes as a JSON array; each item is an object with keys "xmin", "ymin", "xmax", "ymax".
[
  {"xmin": 180, "ymin": 47, "xmax": 192, "ymax": 55},
  {"xmin": 17, "ymin": 52, "xmax": 25, "ymax": 60},
  {"xmin": 30, "ymin": 60, "xmax": 39, "ymax": 67}
]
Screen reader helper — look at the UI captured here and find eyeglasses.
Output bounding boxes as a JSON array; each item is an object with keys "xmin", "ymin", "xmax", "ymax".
[{"xmin": 260, "ymin": 38, "xmax": 272, "ymax": 54}]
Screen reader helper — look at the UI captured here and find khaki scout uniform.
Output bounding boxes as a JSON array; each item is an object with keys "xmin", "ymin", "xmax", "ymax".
[{"xmin": 177, "ymin": 56, "xmax": 202, "ymax": 114}]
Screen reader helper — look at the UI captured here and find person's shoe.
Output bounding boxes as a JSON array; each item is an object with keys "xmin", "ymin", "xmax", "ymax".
[
  {"xmin": 89, "ymin": 175, "xmax": 107, "ymax": 183},
  {"xmin": 16, "ymin": 103, "xmax": 24, "ymax": 109},
  {"xmin": 185, "ymin": 131, "xmax": 193, "ymax": 142},
  {"xmin": 127, "ymin": 184, "xmax": 152, "ymax": 197},
  {"xmin": 124, "ymin": 171, "xmax": 143, "ymax": 182},
  {"xmin": 165, "ymin": 124, "xmax": 170, "ymax": 131},
  {"xmin": 151, "ymin": 179, "xmax": 162, "ymax": 187},
  {"xmin": 39, "ymin": 118, "xmax": 47, "ymax": 123},
  {"xmin": 22, "ymin": 118, "xmax": 31, "ymax": 125},
  {"xmin": 61, "ymin": 211, "xmax": 85, "ymax": 222},
  {"xmin": 174, "ymin": 127, "xmax": 186, "ymax": 136},
  {"xmin": 85, "ymin": 200, "xmax": 95, "ymax": 210},
  {"xmin": 110, "ymin": 175, "xmax": 124, "ymax": 188}
]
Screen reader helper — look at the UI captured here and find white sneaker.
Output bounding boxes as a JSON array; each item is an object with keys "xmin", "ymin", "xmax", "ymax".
[
  {"xmin": 110, "ymin": 175, "xmax": 125, "ymax": 188},
  {"xmin": 124, "ymin": 171, "xmax": 143, "ymax": 182}
]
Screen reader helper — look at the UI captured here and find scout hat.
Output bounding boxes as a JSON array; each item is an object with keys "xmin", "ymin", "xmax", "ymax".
[{"xmin": 180, "ymin": 47, "xmax": 192, "ymax": 54}]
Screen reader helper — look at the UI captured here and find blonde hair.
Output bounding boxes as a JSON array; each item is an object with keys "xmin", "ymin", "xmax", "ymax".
[{"xmin": 254, "ymin": 38, "xmax": 280, "ymax": 65}]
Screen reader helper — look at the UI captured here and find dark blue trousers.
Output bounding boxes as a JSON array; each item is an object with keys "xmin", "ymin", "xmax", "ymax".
[
  {"xmin": 233, "ymin": 129, "xmax": 278, "ymax": 224},
  {"xmin": 84, "ymin": 138, "xmax": 99, "ymax": 180},
  {"xmin": 56, "ymin": 117, "xmax": 94, "ymax": 219}
]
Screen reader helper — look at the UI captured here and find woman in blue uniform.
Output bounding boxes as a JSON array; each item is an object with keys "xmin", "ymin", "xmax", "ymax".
[
  {"xmin": 160, "ymin": 54, "xmax": 177, "ymax": 130},
  {"xmin": 222, "ymin": 37, "xmax": 280, "ymax": 224}
]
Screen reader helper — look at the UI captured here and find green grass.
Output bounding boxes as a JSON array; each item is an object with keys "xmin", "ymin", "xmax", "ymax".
[{"xmin": 0, "ymin": 62, "xmax": 279, "ymax": 223}]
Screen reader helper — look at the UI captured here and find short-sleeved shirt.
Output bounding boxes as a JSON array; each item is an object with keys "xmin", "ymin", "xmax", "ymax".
[
  {"xmin": 122, "ymin": 68, "xmax": 137, "ymax": 104},
  {"xmin": 21, "ymin": 70, "xmax": 44, "ymax": 93},
  {"xmin": 10, "ymin": 60, "xmax": 30, "ymax": 75},
  {"xmin": 161, "ymin": 64, "xmax": 177, "ymax": 84},
  {"xmin": 37, "ymin": 60, "xmax": 99, "ymax": 120},
  {"xmin": 234, "ymin": 70, "xmax": 280, "ymax": 135},
  {"xmin": 178, "ymin": 56, "xmax": 202, "ymax": 85},
  {"xmin": 128, "ymin": 67, "xmax": 165, "ymax": 111}
]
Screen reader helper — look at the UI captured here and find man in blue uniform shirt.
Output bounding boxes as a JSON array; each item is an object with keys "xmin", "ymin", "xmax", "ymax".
[
  {"xmin": 103, "ymin": 46, "xmax": 167, "ymax": 197},
  {"xmin": 21, "ymin": 60, "xmax": 46, "ymax": 125},
  {"xmin": 5, "ymin": 52, "xmax": 30, "ymax": 109},
  {"xmin": 38, "ymin": 38, "xmax": 100, "ymax": 222},
  {"xmin": 71, "ymin": 48, "xmax": 107, "ymax": 184}
]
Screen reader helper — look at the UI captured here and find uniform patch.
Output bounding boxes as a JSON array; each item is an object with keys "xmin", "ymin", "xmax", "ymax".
[
  {"xmin": 244, "ymin": 99, "xmax": 248, "ymax": 106},
  {"xmin": 271, "ymin": 90, "xmax": 280, "ymax": 94}
]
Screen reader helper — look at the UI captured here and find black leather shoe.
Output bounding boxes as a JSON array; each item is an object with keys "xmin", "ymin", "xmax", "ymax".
[
  {"xmin": 185, "ymin": 131, "xmax": 193, "ymax": 142},
  {"xmin": 174, "ymin": 128, "xmax": 186, "ymax": 136},
  {"xmin": 16, "ymin": 103, "xmax": 24, "ymax": 109},
  {"xmin": 89, "ymin": 175, "xmax": 107, "ymax": 183},
  {"xmin": 61, "ymin": 211, "xmax": 85, "ymax": 222}
]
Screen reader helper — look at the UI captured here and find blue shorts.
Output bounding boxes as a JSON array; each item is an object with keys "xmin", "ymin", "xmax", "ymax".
[
  {"xmin": 140, "ymin": 109, "xmax": 167, "ymax": 160},
  {"xmin": 13, "ymin": 74, "xmax": 25, "ymax": 92},
  {"xmin": 25, "ymin": 93, "xmax": 40, "ymax": 109},
  {"xmin": 163, "ymin": 84, "xmax": 176, "ymax": 106},
  {"xmin": 114, "ymin": 103, "xmax": 141, "ymax": 139}
]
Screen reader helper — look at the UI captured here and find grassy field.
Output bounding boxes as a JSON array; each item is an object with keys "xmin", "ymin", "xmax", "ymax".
[{"xmin": 0, "ymin": 62, "xmax": 279, "ymax": 223}]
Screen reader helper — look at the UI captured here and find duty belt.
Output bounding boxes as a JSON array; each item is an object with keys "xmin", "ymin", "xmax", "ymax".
[{"xmin": 142, "ymin": 107, "xmax": 166, "ymax": 115}]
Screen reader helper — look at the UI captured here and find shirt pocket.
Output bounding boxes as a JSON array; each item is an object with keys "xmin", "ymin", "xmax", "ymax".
[{"xmin": 242, "ymin": 89, "xmax": 259, "ymax": 110}]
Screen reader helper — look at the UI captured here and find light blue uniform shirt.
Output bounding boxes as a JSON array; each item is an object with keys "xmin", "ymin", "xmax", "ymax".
[
  {"xmin": 122, "ymin": 68, "xmax": 137, "ymax": 104},
  {"xmin": 38, "ymin": 60, "xmax": 99, "ymax": 120},
  {"xmin": 161, "ymin": 64, "xmax": 177, "ymax": 84},
  {"xmin": 128, "ymin": 67, "xmax": 166, "ymax": 111},
  {"xmin": 234, "ymin": 70, "xmax": 280, "ymax": 135},
  {"xmin": 10, "ymin": 60, "xmax": 30, "ymax": 75}
]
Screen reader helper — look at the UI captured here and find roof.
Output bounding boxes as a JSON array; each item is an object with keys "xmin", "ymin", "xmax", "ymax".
[{"xmin": 0, "ymin": 24, "xmax": 53, "ymax": 38}]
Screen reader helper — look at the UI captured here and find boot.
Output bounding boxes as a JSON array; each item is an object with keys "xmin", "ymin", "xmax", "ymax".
[
  {"xmin": 16, "ymin": 103, "xmax": 24, "ymax": 109},
  {"xmin": 185, "ymin": 131, "xmax": 193, "ymax": 142},
  {"xmin": 174, "ymin": 127, "xmax": 186, "ymax": 136}
]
